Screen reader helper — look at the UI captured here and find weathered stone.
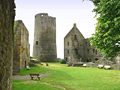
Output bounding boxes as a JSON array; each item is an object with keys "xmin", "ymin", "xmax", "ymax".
[
  {"xmin": 104, "ymin": 65, "xmax": 111, "ymax": 70},
  {"xmin": 0, "ymin": 0, "xmax": 15, "ymax": 90},
  {"xmin": 13, "ymin": 20, "xmax": 30, "ymax": 74},
  {"xmin": 97, "ymin": 64, "xmax": 104, "ymax": 68},
  {"xmin": 33, "ymin": 13, "xmax": 57, "ymax": 62},
  {"xmin": 64, "ymin": 23, "xmax": 101, "ymax": 64},
  {"xmin": 112, "ymin": 54, "xmax": 120, "ymax": 70}
]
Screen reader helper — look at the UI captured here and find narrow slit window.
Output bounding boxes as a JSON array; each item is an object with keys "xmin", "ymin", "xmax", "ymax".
[
  {"xmin": 93, "ymin": 49, "xmax": 95, "ymax": 53},
  {"xmin": 74, "ymin": 35, "xmax": 77, "ymax": 40},
  {"xmin": 75, "ymin": 48, "xmax": 78, "ymax": 55},
  {"xmin": 67, "ymin": 42, "xmax": 69, "ymax": 46},
  {"xmin": 67, "ymin": 50, "xmax": 69, "ymax": 54},
  {"xmin": 96, "ymin": 50, "xmax": 97, "ymax": 55},
  {"xmin": 87, "ymin": 49, "xmax": 89, "ymax": 54},
  {"xmin": 36, "ymin": 41, "xmax": 38, "ymax": 45}
]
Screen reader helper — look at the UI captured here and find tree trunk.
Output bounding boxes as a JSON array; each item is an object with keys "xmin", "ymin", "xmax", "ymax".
[{"xmin": 0, "ymin": 0, "xmax": 15, "ymax": 90}]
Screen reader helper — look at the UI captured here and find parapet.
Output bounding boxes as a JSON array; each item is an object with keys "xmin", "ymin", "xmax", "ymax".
[
  {"xmin": 35, "ymin": 13, "xmax": 48, "ymax": 17},
  {"xmin": 16, "ymin": 20, "xmax": 23, "ymax": 23}
]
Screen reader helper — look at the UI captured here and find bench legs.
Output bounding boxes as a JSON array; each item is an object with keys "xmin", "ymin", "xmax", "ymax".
[
  {"xmin": 37, "ymin": 76, "xmax": 40, "ymax": 80},
  {"xmin": 31, "ymin": 76, "xmax": 34, "ymax": 80},
  {"xmin": 30, "ymin": 76, "xmax": 40, "ymax": 80}
]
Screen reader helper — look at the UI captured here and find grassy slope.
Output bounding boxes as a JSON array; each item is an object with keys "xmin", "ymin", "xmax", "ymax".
[{"xmin": 13, "ymin": 63, "xmax": 120, "ymax": 90}]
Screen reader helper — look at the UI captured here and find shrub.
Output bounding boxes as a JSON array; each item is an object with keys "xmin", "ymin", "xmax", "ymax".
[{"xmin": 59, "ymin": 59, "xmax": 66, "ymax": 64}]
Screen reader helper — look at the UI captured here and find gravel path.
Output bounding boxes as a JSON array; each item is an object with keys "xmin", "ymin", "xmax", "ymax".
[
  {"xmin": 13, "ymin": 73, "xmax": 48, "ymax": 80},
  {"xmin": 13, "ymin": 73, "xmax": 67, "ymax": 90}
]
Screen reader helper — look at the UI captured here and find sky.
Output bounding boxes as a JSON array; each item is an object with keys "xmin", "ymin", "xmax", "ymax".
[{"xmin": 15, "ymin": 0, "xmax": 96, "ymax": 59}]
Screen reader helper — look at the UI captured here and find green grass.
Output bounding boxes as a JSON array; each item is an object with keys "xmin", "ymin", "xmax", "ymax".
[
  {"xmin": 19, "ymin": 65, "xmax": 49, "ymax": 75},
  {"xmin": 13, "ymin": 80, "xmax": 62, "ymax": 90},
  {"xmin": 13, "ymin": 63, "xmax": 120, "ymax": 90}
]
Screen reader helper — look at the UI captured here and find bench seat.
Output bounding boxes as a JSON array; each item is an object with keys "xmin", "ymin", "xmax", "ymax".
[{"xmin": 29, "ymin": 73, "xmax": 41, "ymax": 80}]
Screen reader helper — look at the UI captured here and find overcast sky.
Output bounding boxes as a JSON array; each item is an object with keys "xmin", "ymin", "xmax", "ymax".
[{"xmin": 15, "ymin": 0, "xmax": 96, "ymax": 59}]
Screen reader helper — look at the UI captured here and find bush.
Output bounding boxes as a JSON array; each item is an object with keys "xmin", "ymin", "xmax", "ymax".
[{"xmin": 59, "ymin": 59, "xmax": 66, "ymax": 64}]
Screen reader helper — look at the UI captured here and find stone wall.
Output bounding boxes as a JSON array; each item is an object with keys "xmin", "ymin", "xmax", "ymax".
[
  {"xmin": 33, "ymin": 13, "xmax": 57, "ymax": 62},
  {"xmin": 0, "ymin": 0, "xmax": 15, "ymax": 90},
  {"xmin": 13, "ymin": 20, "xmax": 30, "ymax": 74},
  {"xmin": 85, "ymin": 39, "xmax": 101, "ymax": 62}
]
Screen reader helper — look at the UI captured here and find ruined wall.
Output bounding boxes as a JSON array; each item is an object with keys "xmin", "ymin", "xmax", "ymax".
[
  {"xmin": 0, "ymin": 0, "xmax": 15, "ymax": 90},
  {"xmin": 85, "ymin": 39, "xmax": 101, "ymax": 62},
  {"xmin": 13, "ymin": 20, "xmax": 30, "ymax": 74},
  {"xmin": 33, "ymin": 13, "xmax": 57, "ymax": 62}
]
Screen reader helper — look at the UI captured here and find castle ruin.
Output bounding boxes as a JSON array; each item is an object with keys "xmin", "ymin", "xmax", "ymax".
[
  {"xmin": 64, "ymin": 23, "xmax": 101, "ymax": 64},
  {"xmin": 13, "ymin": 20, "xmax": 30, "ymax": 74},
  {"xmin": 33, "ymin": 13, "xmax": 57, "ymax": 62}
]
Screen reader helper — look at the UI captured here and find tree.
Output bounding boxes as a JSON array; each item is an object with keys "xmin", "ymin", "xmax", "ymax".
[
  {"xmin": 90, "ymin": 0, "xmax": 120, "ymax": 59},
  {"xmin": 0, "ymin": 0, "xmax": 15, "ymax": 90}
]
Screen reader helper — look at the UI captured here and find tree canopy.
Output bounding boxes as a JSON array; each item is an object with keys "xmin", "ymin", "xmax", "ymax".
[{"xmin": 90, "ymin": 0, "xmax": 120, "ymax": 59}]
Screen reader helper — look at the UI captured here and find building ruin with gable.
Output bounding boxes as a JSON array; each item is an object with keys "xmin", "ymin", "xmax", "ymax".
[{"xmin": 64, "ymin": 23, "xmax": 101, "ymax": 64}]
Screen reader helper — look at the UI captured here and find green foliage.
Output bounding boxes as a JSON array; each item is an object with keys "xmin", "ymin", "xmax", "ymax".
[
  {"xmin": 13, "ymin": 63, "xmax": 120, "ymax": 90},
  {"xmin": 90, "ymin": 0, "xmax": 120, "ymax": 59},
  {"xmin": 59, "ymin": 59, "xmax": 67, "ymax": 64}
]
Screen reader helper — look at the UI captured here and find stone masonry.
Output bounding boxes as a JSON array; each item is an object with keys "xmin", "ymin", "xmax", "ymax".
[
  {"xmin": 64, "ymin": 23, "xmax": 101, "ymax": 64},
  {"xmin": 13, "ymin": 20, "xmax": 30, "ymax": 74},
  {"xmin": 0, "ymin": 0, "xmax": 15, "ymax": 90},
  {"xmin": 33, "ymin": 13, "xmax": 57, "ymax": 62}
]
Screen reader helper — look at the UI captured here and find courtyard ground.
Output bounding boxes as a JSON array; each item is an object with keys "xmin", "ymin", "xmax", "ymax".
[{"xmin": 13, "ymin": 63, "xmax": 120, "ymax": 90}]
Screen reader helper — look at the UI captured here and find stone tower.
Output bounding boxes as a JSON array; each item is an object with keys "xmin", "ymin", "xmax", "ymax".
[{"xmin": 33, "ymin": 13, "xmax": 57, "ymax": 62}]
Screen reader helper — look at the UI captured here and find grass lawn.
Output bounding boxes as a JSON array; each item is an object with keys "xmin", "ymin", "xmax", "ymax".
[{"xmin": 13, "ymin": 63, "xmax": 120, "ymax": 90}]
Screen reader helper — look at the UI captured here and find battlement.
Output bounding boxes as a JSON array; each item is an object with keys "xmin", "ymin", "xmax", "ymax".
[
  {"xmin": 16, "ymin": 20, "xmax": 23, "ymax": 23},
  {"xmin": 35, "ymin": 13, "xmax": 48, "ymax": 17},
  {"xmin": 40, "ymin": 13, "xmax": 48, "ymax": 16}
]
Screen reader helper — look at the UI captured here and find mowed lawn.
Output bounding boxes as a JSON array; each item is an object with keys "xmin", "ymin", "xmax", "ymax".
[{"xmin": 13, "ymin": 63, "xmax": 120, "ymax": 90}]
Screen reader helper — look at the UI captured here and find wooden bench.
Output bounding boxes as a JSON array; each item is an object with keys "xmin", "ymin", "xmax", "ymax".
[{"xmin": 29, "ymin": 73, "xmax": 41, "ymax": 80}]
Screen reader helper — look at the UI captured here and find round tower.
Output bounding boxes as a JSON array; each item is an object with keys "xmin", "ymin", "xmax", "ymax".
[{"xmin": 33, "ymin": 13, "xmax": 57, "ymax": 62}]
